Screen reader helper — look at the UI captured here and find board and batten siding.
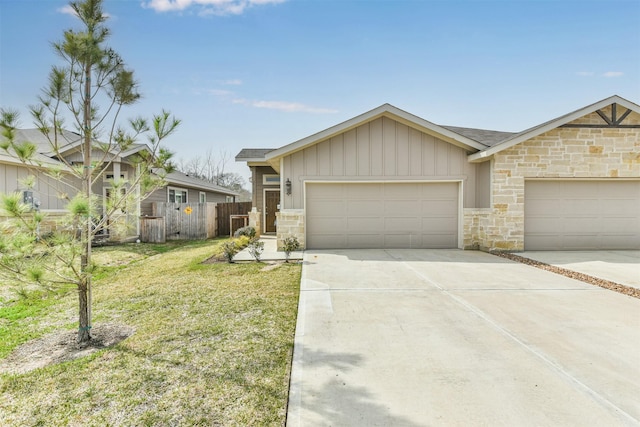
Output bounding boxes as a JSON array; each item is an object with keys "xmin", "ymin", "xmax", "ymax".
[
  {"xmin": 281, "ymin": 116, "xmax": 485, "ymax": 209},
  {"xmin": 0, "ymin": 163, "xmax": 80, "ymax": 210}
]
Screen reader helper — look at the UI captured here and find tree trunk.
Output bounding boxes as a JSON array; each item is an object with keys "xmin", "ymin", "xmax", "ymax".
[
  {"xmin": 77, "ymin": 280, "xmax": 91, "ymax": 343},
  {"xmin": 78, "ymin": 58, "xmax": 93, "ymax": 344}
]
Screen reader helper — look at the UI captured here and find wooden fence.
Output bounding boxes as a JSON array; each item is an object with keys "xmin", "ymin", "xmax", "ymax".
[
  {"xmin": 142, "ymin": 202, "xmax": 252, "ymax": 242},
  {"xmin": 149, "ymin": 202, "xmax": 214, "ymax": 241},
  {"xmin": 216, "ymin": 201, "xmax": 252, "ymax": 237}
]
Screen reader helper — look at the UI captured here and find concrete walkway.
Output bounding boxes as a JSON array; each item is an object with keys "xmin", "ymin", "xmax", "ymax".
[
  {"xmin": 518, "ymin": 250, "xmax": 640, "ymax": 290},
  {"xmin": 233, "ymin": 235, "xmax": 303, "ymax": 262},
  {"xmin": 288, "ymin": 249, "xmax": 640, "ymax": 426}
]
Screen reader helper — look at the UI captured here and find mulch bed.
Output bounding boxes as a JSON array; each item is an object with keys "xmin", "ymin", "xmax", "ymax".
[{"xmin": 492, "ymin": 252, "xmax": 639, "ymax": 300}]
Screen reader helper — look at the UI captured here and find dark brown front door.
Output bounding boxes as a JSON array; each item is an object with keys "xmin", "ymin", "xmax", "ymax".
[{"xmin": 265, "ymin": 190, "xmax": 280, "ymax": 233}]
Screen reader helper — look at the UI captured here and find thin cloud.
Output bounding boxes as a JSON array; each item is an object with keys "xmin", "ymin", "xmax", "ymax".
[
  {"xmin": 143, "ymin": 0, "xmax": 286, "ymax": 16},
  {"xmin": 603, "ymin": 71, "xmax": 624, "ymax": 78},
  {"xmin": 208, "ymin": 89, "xmax": 234, "ymax": 96},
  {"xmin": 220, "ymin": 79, "xmax": 242, "ymax": 85},
  {"xmin": 233, "ymin": 98, "xmax": 338, "ymax": 114},
  {"xmin": 57, "ymin": 5, "xmax": 113, "ymax": 19},
  {"xmin": 576, "ymin": 71, "xmax": 594, "ymax": 77}
]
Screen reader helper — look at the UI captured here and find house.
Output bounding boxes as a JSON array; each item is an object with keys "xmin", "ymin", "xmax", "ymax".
[
  {"xmin": 236, "ymin": 95, "xmax": 640, "ymax": 251},
  {"xmin": 1, "ymin": 128, "xmax": 237, "ymax": 239},
  {"xmin": 142, "ymin": 169, "xmax": 237, "ymax": 217}
]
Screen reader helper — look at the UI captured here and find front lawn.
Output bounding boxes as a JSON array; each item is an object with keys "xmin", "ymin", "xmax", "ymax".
[{"xmin": 0, "ymin": 240, "xmax": 301, "ymax": 426}]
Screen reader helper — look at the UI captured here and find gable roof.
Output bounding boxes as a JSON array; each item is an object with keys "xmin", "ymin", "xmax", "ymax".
[
  {"xmin": 468, "ymin": 95, "xmax": 640, "ymax": 162},
  {"xmin": 159, "ymin": 170, "xmax": 239, "ymax": 196},
  {"xmin": 264, "ymin": 104, "xmax": 489, "ymax": 167},
  {"xmin": 441, "ymin": 126, "xmax": 516, "ymax": 147},
  {"xmin": 235, "ymin": 148, "xmax": 276, "ymax": 162}
]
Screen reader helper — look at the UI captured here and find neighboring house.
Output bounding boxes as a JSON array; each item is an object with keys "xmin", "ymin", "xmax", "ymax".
[
  {"xmin": 142, "ymin": 169, "xmax": 238, "ymax": 216},
  {"xmin": 1, "ymin": 129, "xmax": 237, "ymax": 239},
  {"xmin": 236, "ymin": 95, "xmax": 640, "ymax": 251}
]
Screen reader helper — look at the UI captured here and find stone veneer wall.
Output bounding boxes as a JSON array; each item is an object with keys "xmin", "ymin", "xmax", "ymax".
[
  {"xmin": 469, "ymin": 109, "xmax": 640, "ymax": 251},
  {"xmin": 275, "ymin": 209, "xmax": 305, "ymax": 250},
  {"xmin": 248, "ymin": 208, "xmax": 261, "ymax": 236}
]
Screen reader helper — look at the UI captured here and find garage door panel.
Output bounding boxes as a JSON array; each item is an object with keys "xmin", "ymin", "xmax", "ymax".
[
  {"xmin": 347, "ymin": 234, "xmax": 383, "ymax": 248},
  {"xmin": 602, "ymin": 200, "xmax": 639, "ymax": 213},
  {"xmin": 602, "ymin": 219, "xmax": 638, "ymax": 232},
  {"xmin": 306, "ymin": 182, "xmax": 458, "ymax": 249},
  {"xmin": 384, "ymin": 234, "xmax": 419, "ymax": 248},
  {"xmin": 421, "ymin": 199, "xmax": 457, "ymax": 215},
  {"xmin": 347, "ymin": 200, "xmax": 383, "ymax": 213},
  {"xmin": 347, "ymin": 217, "xmax": 382, "ymax": 231},
  {"xmin": 310, "ymin": 184, "xmax": 345, "ymax": 198},
  {"xmin": 385, "ymin": 200, "xmax": 419, "ymax": 215},
  {"xmin": 422, "ymin": 217, "xmax": 457, "ymax": 231},
  {"xmin": 348, "ymin": 183, "xmax": 382, "ymax": 198},
  {"xmin": 385, "ymin": 217, "xmax": 420, "ymax": 231},
  {"xmin": 525, "ymin": 180, "xmax": 640, "ymax": 250},
  {"xmin": 419, "ymin": 233, "xmax": 458, "ymax": 248},
  {"xmin": 311, "ymin": 235, "xmax": 347, "ymax": 249},
  {"xmin": 420, "ymin": 183, "xmax": 456, "ymax": 197},
  {"xmin": 306, "ymin": 217, "xmax": 346, "ymax": 233},
  {"xmin": 307, "ymin": 199, "xmax": 345, "ymax": 214}
]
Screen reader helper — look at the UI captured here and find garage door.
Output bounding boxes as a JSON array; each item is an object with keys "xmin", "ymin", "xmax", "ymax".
[
  {"xmin": 306, "ymin": 182, "xmax": 459, "ymax": 249},
  {"xmin": 524, "ymin": 180, "xmax": 640, "ymax": 250}
]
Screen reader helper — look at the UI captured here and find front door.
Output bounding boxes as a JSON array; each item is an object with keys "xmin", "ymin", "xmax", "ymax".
[{"xmin": 264, "ymin": 190, "xmax": 280, "ymax": 233}]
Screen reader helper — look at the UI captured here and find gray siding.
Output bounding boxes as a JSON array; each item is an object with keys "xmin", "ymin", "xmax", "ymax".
[
  {"xmin": 141, "ymin": 186, "xmax": 232, "ymax": 216},
  {"xmin": 282, "ymin": 116, "xmax": 479, "ymax": 209},
  {"xmin": 250, "ymin": 166, "xmax": 279, "ymax": 214},
  {"xmin": 0, "ymin": 162, "xmax": 80, "ymax": 210},
  {"xmin": 475, "ymin": 160, "xmax": 491, "ymax": 209}
]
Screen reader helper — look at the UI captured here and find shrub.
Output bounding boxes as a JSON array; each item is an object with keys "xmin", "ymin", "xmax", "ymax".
[
  {"xmin": 220, "ymin": 240, "xmax": 238, "ymax": 263},
  {"xmin": 235, "ymin": 235, "xmax": 251, "ymax": 249},
  {"xmin": 281, "ymin": 236, "xmax": 300, "ymax": 263},
  {"xmin": 247, "ymin": 237, "xmax": 265, "ymax": 262},
  {"xmin": 233, "ymin": 226, "xmax": 256, "ymax": 239}
]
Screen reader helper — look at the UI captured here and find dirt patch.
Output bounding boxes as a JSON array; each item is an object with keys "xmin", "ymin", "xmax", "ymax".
[
  {"xmin": 202, "ymin": 254, "xmax": 228, "ymax": 264},
  {"xmin": 492, "ymin": 252, "xmax": 639, "ymax": 299},
  {"xmin": 0, "ymin": 323, "xmax": 135, "ymax": 375}
]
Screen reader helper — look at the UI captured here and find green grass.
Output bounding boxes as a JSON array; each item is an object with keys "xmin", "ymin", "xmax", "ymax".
[{"xmin": 0, "ymin": 239, "xmax": 301, "ymax": 426}]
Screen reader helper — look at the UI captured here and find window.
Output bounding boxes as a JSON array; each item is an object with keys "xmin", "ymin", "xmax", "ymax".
[
  {"xmin": 168, "ymin": 187, "xmax": 188, "ymax": 203},
  {"xmin": 199, "ymin": 192, "xmax": 206, "ymax": 203},
  {"xmin": 103, "ymin": 171, "xmax": 128, "ymax": 182},
  {"xmin": 263, "ymin": 174, "xmax": 280, "ymax": 185},
  {"xmin": 226, "ymin": 195, "xmax": 235, "ymax": 202}
]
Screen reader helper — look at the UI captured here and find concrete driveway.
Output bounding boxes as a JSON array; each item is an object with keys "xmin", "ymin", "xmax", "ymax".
[
  {"xmin": 287, "ymin": 249, "xmax": 640, "ymax": 426},
  {"xmin": 518, "ymin": 250, "xmax": 640, "ymax": 290}
]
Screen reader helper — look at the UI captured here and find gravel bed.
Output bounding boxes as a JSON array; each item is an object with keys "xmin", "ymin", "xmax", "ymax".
[{"xmin": 492, "ymin": 252, "xmax": 639, "ymax": 300}]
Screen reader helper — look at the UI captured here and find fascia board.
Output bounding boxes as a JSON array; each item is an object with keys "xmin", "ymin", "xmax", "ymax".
[
  {"xmin": 265, "ymin": 104, "xmax": 486, "ymax": 163},
  {"xmin": 468, "ymin": 95, "xmax": 640, "ymax": 162}
]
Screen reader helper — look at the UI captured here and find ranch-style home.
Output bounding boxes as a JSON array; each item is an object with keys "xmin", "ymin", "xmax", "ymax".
[
  {"xmin": 1, "ymin": 128, "xmax": 237, "ymax": 238},
  {"xmin": 236, "ymin": 95, "xmax": 640, "ymax": 251}
]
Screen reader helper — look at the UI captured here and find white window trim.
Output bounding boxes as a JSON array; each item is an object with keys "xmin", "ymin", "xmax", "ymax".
[
  {"xmin": 103, "ymin": 171, "xmax": 128, "ymax": 182},
  {"xmin": 167, "ymin": 186, "xmax": 188, "ymax": 203},
  {"xmin": 199, "ymin": 191, "xmax": 206, "ymax": 203}
]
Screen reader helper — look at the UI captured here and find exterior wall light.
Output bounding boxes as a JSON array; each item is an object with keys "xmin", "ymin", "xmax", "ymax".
[{"xmin": 285, "ymin": 178, "xmax": 292, "ymax": 195}]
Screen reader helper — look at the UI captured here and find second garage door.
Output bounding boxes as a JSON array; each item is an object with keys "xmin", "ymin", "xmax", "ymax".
[
  {"xmin": 306, "ymin": 182, "xmax": 459, "ymax": 249},
  {"xmin": 524, "ymin": 180, "xmax": 640, "ymax": 250}
]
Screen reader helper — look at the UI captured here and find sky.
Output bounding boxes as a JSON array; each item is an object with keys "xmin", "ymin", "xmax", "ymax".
[{"xmin": 1, "ymin": 0, "xmax": 639, "ymax": 187}]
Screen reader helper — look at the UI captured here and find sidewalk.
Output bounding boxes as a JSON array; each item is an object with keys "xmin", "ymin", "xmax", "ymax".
[{"xmin": 233, "ymin": 235, "xmax": 304, "ymax": 262}]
